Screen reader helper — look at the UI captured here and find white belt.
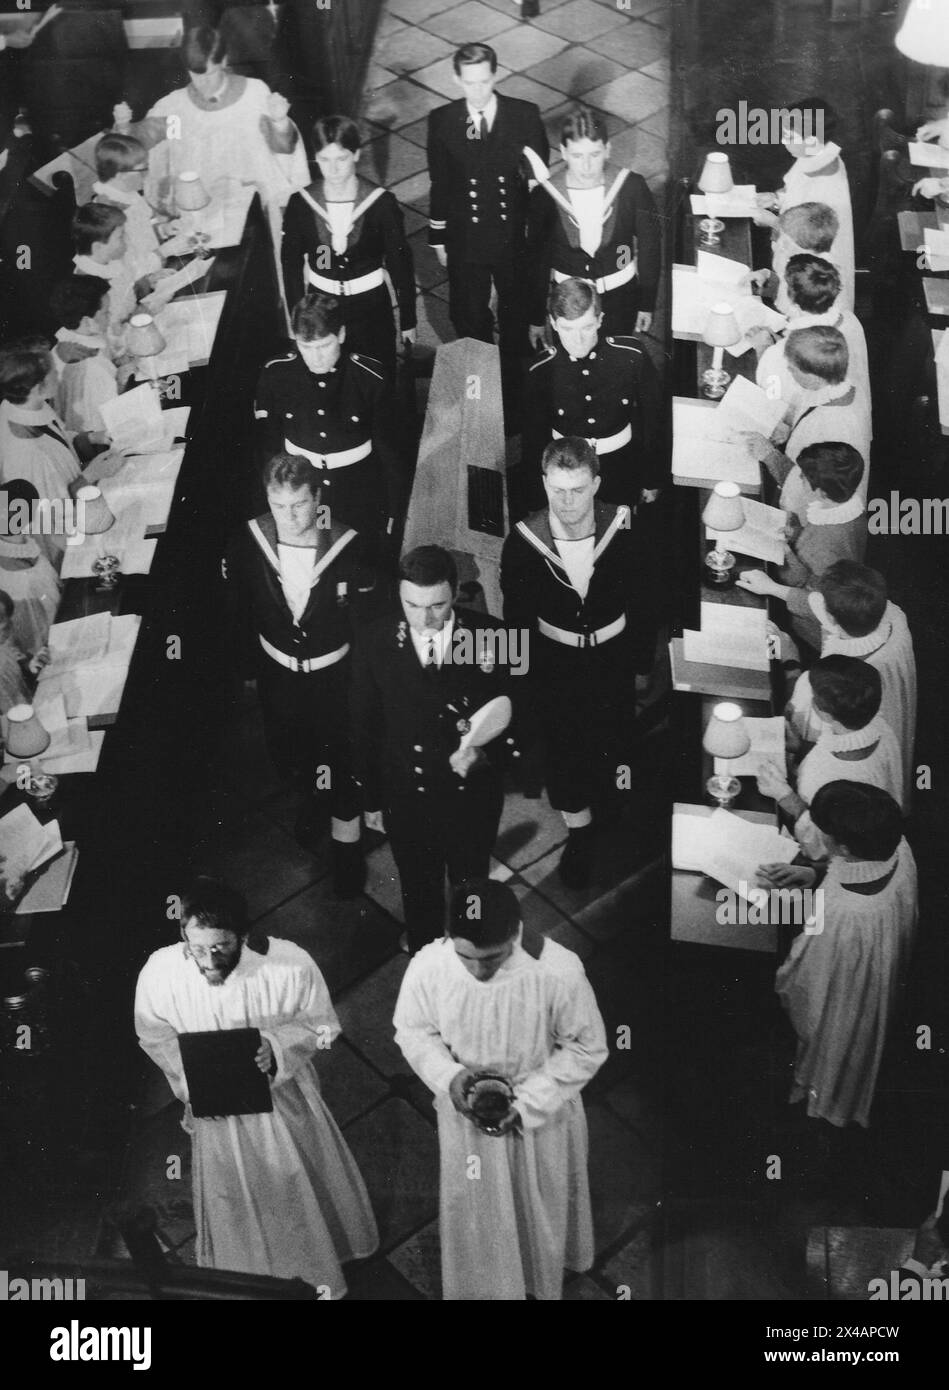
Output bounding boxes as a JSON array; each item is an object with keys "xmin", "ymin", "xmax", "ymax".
[
  {"xmin": 537, "ymin": 614, "xmax": 626, "ymax": 648},
  {"xmin": 285, "ymin": 438, "xmax": 372, "ymax": 470},
  {"xmin": 552, "ymin": 261, "xmax": 637, "ymax": 293},
  {"xmin": 260, "ymin": 634, "xmax": 350, "ymax": 672},
  {"xmin": 552, "ymin": 423, "xmax": 632, "ymax": 454},
  {"xmin": 304, "ymin": 266, "xmax": 385, "ymax": 296}
]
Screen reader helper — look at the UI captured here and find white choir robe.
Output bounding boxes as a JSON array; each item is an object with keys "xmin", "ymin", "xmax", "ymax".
[
  {"xmin": 793, "ymin": 715, "xmax": 905, "ymax": 857},
  {"xmin": 786, "ymin": 600, "xmax": 917, "ymax": 803},
  {"xmin": 775, "ymin": 840, "xmax": 917, "ymax": 1128},
  {"xmin": 134, "ymin": 937, "xmax": 378, "ymax": 1297},
  {"xmin": 393, "ymin": 933, "xmax": 608, "ymax": 1301},
  {"xmin": 778, "ymin": 142, "xmax": 855, "ymax": 310}
]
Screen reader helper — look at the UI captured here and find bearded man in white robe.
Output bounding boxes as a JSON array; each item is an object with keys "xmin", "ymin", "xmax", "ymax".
[
  {"xmin": 134, "ymin": 877, "xmax": 378, "ymax": 1298},
  {"xmin": 393, "ymin": 877, "xmax": 608, "ymax": 1301}
]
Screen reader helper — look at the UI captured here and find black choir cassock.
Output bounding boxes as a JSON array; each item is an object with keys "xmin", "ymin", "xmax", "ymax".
[
  {"xmin": 500, "ymin": 502, "xmax": 654, "ymax": 818},
  {"xmin": 253, "ymin": 347, "xmax": 406, "ymax": 537},
  {"xmin": 518, "ymin": 335, "xmax": 665, "ymax": 515},
  {"xmin": 280, "ymin": 179, "xmax": 417, "ymax": 379},
  {"xmin": 526, "ymin": 162, "xmax": 663, "ymax": 336},
  {"xmin": 427, "ymin": 94, "xmax": 548, "ymax": 360},
  {"xmin": 351, "ymin": 607, "xmax": 516, "ymax": 953}
]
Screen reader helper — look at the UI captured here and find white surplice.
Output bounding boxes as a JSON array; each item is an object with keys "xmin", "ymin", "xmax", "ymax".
[
  {"xmin": 134, "ymin": 936, "xmax": 378, "ymax": 1297},
  {"xmin": 778, "ymin": 142, "xmax": 855, "ymax": 310},
  {"xmin": 786, "ymin": 600, "xmax": 917, "ymax": 803},
  {"xmin": 393, "ymin": 933, "xmax": 608, "ymax": 1301},
  {"xmin": 794, "ymin": 715, "xmax": 905, "ymax": 857},
  {"xmin": 775, "ymin": 840, "xmax": 917, "ymax": 1128}
]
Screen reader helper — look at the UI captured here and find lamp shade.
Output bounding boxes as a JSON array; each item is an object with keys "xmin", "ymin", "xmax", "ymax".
[
  {"xmin": 702, "ymin": 480, "xmax": 745, "ymax": 532},
  {"xmin": 703, "ymin": 302, "xmax": 742, "ymax": 348},
  {"xmin": 698, "ymin": 151, "xmax": 734, "ymax": 194},
  {"xmin": 74, "ymin": 485, "xmax": 115, "ymax": 536},
  {"xmin": 6, "ymin": 704, "xmax": 51, "ymax": 759},
  {"xmin": 702, "ymin": 702, "xmax": 751, "ymax": 759},
  {"xmin": 126, "ymin": 313, "xmax": 166, "ymax": 358},
  {"xmin": 895, "ymin": 0, "xmax": 949, "ymax": 70},
  {"xmin": 174, "ymin": 170, "xmax": 210, "ymax": 212}
]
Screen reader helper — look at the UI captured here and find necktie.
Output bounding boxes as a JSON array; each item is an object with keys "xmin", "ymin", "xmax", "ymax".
[
  {"xmin": 476, "ymin": 113, "xmax": 487, "ymax": 143},
  {"xmin": 424, "ymin": 636, "xmax": 437, "ymax": 667}
]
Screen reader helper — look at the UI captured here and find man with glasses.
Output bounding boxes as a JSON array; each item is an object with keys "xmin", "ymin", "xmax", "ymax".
[{"xmin": 134, "ymin": 876, "xmax": 378, "ymax": 1297}]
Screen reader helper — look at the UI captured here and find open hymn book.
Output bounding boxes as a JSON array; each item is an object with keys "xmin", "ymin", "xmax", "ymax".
[
  {"xmin": 682, "ymin": 603, "xmax": 771, "ymax": 672},
  {"xmin": 672, "ymin": 807, "xmax": 798, "ymax": 901}
]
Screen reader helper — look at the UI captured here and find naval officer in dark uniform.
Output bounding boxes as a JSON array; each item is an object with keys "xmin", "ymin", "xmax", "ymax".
[
  {"xmin": 426, "ymin": 42, "xmax": 548, "ymax": 423},
  {"xmin": 351, "ymin": 545, "xmax": 517, "ymax": 954},
  {"xmin": 253, "ymin": 291, "xmax": 407, "ymax": 541},
  {"xmin": 517, "ymin": 277, "xmax": 665, "ymax": 518},
  {"xmin": 501, "ymin": 437, "xmax": 655, "ymax": 889},
  {"xmin": 223, "ymin": 452, "xmax": 379, "ymax": 895}
]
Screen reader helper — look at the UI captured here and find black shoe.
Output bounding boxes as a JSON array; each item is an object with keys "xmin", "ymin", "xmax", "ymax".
[
  {"xmin": 332, "ymin": 840, "xmax": 365, "ymax": 898},
  {"xmin": 558, "ymin": 826, "xmax": 595, "ymax": 890}
]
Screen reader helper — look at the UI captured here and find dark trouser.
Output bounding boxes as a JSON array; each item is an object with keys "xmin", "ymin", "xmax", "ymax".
[
  {"xmin": 256, "ymin": 653, "xmax": 360, "ymax": 825},
  {"xmin": 531, "ymin": 638, "xmax": 638, "ymax": 815},
  {"xmin": 447, "ymin": 258, "xmax": 528, "ymax": 356},
  {"xmin": 341, "ymin": 288, "xmax": 398, "ymax": 383},
  {"xmin": 315, "ymin": 456, "xmax": 387, "ymax": 537},
  {"xmin": 599, "ymin": 278, "xmax": 642, "ymax": 337},
  {"xmin": 386, "ymin": 772, "xmax": 505, "ymax": 953}
]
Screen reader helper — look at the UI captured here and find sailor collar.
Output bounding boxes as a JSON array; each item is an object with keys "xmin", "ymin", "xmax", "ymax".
[{"xmin": 516, "ymin": 501, "xmax": 629, "ymax": 575}]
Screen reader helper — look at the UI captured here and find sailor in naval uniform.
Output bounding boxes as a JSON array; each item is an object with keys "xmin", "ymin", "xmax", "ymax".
[
  {"xmin": 517, "ymin": 277, "xmax": 665, "ymax": 519},
  {"xmin": 525, "ymin": 105, "xmax": 662, "ymax": 342},
  {"xmin": 222, "ymin": 451, "xmax": 379, "ymax": 895},
  {"xmin": 501, "ymin": 437, "xmax": 655, "ymax": 888},
  {"xmin": 253, "ymin": 291, "xmax": 407, "ymax": 542},
  {"xmin": 280, "ymin": 114, "xmax": 417, "ymax": 379}
]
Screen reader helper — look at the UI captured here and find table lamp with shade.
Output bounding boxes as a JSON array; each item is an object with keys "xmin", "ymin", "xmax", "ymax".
[
  {"xmin": 68, "ymin": 485, "xmax": 121, "ymax": 589},
  {"xmin": 697, "ymin": 152, "xmax": 733, "ymax": 245},
  {"xmin": 895, "ymin": 0, "xmax": 949, "ymax": 73},
  {"xmin": 702, "ymin": 701, "xmax": 750, "ymax": 810},
  {"xmin": 5, "ymin": 703, "xmax": 58, "ymax": 804},
  {"xmin": 702, "ymin": 302, "xmax": 741, "ymax": 398},
  {"xmin": 173, "ymin": 170, "xmax": 210, "ymax": 242},
  {"xmin": 701, "ymin": 481, "xmax": 744, "ymax": 587},
  {"xmin": 126, "ymin": 313, "xmax": 166, "ymax": 379}
]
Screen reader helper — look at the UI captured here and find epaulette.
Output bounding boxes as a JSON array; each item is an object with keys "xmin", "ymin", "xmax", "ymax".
[
  {"xmin": 263, "ymin": 351, "xmax": 296, "ymax": 369},
  {"xmin": 605, "ymin": 335, "xmax": 644, "ymax": 353},
  {"xmin": 350, "ymin": 352, "xmax": 384, "ymax": 381},
  {"xmin": 528, "ymin": 346, "xmax": 557, "ymax": 371}
]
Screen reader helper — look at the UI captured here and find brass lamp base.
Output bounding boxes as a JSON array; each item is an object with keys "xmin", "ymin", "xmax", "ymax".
[{"xmin": 704, "ymin": 546, "xmax": 736, "ymax": 588}]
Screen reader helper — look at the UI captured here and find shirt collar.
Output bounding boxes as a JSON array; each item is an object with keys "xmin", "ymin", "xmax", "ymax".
[
  {"xmin": 820, "ymin": 715, "xmax": 885, "ymax": 753},
  {"xmin": 792, "ymin": 141, "xmax": 842, "ymax": 176},
  {"xmin": 3, "ymin": 399, "xmax": 57, "ymax": 426},
  {"xmin": 833, "ymin": 845, "xmax": 901, "ymax": 886},
  {"xmin": 467, "ymin": 95, "xmax": 498, "ymax": 130},
  {"xmin": 410, "ymin": 614, "xmax": 455, "ymax": 666},
  {"xmin": 74, "ymin": 253, "xmax": 118, "ymax": 281},
  {"xmin": 93, "ymin": 180, "xmax": 136, "ymax": 206},
  {"xmin": 55, "ymin": 326, "xmax": 108, "ymax": 352}
]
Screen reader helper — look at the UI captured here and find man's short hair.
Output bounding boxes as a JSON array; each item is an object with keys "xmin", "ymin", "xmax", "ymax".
[
  {"xmin": 291, "ymin": 290, "xmax": 343, "ymax": 341},
  {"xmin": 810, "ymin": 655, "xmax": 882, "ymax": 730},
  {"xmin": 548, "ymin": 277, "xmax": 601, "ymax": 322},
  {"xmin": 797, "ymin": 441, "xmax": 863, "ymax": 503},
  {"xmin": 819, "ymin": 560, "xmax": 887, "ymax": 637},
  {"xmin": 263, "ymin": 452, "xmax": 320, "ymax": 496},
  {"xmin": 50, "ymin": 275, "xmax": 110, "ymax": 331},
  {"xmin": 449, "ymin": 877, "xmax": 520, "ymax": 946},
  {"xmin": 809, "ymin": 781, "xmax": 902, "ymax": 861},
  {"xmin": 784, "ymin": 253, "xmax": 842, "ymax": 314},
  {"xmin": 560, "ymin": 105, "xmax": 609, "ymax": 147},
  {"xmin": 399, "ymin": 544, "xmax": 458, "ymax": 593},
  {"xmin": 0, "ymin": 339, "xmax": 53, "ymax": 405},
  {"xmin": 541, "ymin": 436, "xmax": 600, "ymax": 479},
  {"xmin": 779, "ymin": 201, "xmax": 839, "ymax": 253},
  {"xmin": 72, "ymin": 202, "xmax": 126, "ymax": 255},
  {"xmin": 180, "ymin": 876, "xmax": 249, "ymax": 938},
  {"xmin": 453, "ymin": 42, "xmax": 497, "ymax": 74},
  {"xmin": 312, "ymin": 115, "xmax": 362, "ymax": 154},
  {"xmin": 182, "ymin": 24, "xmax": 228, "ymax": 73},
  {"xmin": 94, "ymin": 132, "xmax": 148, "ymax": 182},
  {"xmin": 784, "ymin": 324, "xmax": 848, "ymax": 384}
]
